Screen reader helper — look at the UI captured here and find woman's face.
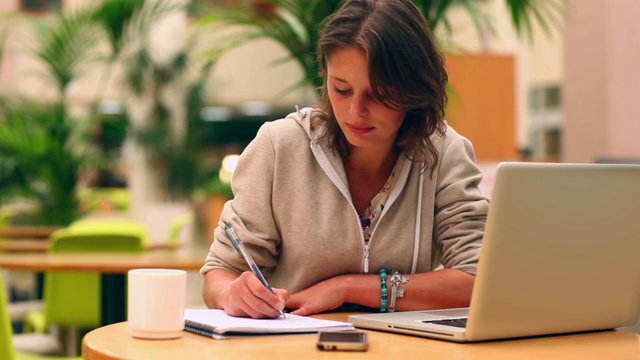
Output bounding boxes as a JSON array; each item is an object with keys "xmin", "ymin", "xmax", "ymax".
[{"xmin": 326, "ymin": 46, "xmax": 406, "ymax": 153}]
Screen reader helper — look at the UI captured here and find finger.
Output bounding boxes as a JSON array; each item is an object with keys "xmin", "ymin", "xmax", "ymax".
[
  {"xmin": 242, "ymin": 296, "xmax": 282, "ymax": 318},
  {"xmin": 285, "ymin": 293, "xmax": 303, "ymax": 311},
  {"xmin": 285, "ymin": 294, "xmax": 315, "ymax": 316},
  {"xmin": 240, "ymin": 272, "xmax": 284, "ymax": 318},
  {"xmin": 290, "ymin": 307, "xmax": 310, "ymax": 316},
  {"xmin": 274, "ymin": 288, "xmax": 289, "ymax": 311},
  {"xmin": 224, "ymin": 278, "xmax": 268, "ymax": 318},
  {"xmin": 224, "ymin": 273, "xmax": 277, "ymax": 318},
  {"xmin": 225, "ymin": 295, "xmax": 265, "ymax": 318}
]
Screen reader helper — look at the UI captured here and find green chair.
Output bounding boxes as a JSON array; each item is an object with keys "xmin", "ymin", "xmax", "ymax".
[
  {"xmin": 1, "ymin": 267, "xmax": 81, "ymax": 360},
  {"xmin": 67, "ymin": 218, "xmax": 150, "ymax": 246},
  {"xmin": 24, "ymin": 227, "xmax": 144, "ymax": 354},
  {"xmin": 45, "ymin": 228, "xmax": 144, "ymax": 325}
]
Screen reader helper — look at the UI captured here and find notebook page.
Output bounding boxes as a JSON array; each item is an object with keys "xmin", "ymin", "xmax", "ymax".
[{"xmin": 184, "ymin": 308, "xmax": 355, "ymax": 335}]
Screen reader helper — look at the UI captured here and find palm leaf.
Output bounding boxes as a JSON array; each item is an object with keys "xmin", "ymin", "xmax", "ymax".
[
  {"xmin": 199, "ymin": 0, "xmax": 342, "ymax": 93},
  {"xmin": 505, "ymin": 0, "xmax": 566, "ymax": 42},
  {"xmin": 91, "ymin": 0, "xmax": 147, "ymax": 58},
  {"xmin": 120, "ymin": 0, "xmax": 190, "ymax": 94},
  {"xmin": 27, "ymin": 10, "xmax": 104, "ymax": 95},
  {"xmin": 0, "ymin": 100, "xmax": 97, "ymax": 225}
]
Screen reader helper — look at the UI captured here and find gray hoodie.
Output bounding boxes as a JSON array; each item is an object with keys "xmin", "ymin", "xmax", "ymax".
[{"xmin": 201, "ymin": 107, "xmax": 489, "ymax": 293}]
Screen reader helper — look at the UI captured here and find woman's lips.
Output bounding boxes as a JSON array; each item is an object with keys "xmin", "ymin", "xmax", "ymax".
[{"xmin": 347, "ymin": 124, "xmax": 374, "ymax": 135}]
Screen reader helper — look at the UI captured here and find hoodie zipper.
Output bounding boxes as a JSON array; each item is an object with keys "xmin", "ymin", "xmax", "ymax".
[
  {"xmin": 310, "ymin": 142, "xmax": 366, "ymax": 265},
  {"xmin": 360, "ymin": 159, "xmax": 412, "ymax": 272},
  {"xmin": 364, "ymin": 160, "xmax": 412, "ymax": 268},
  {"xmin": 310, "ymin": 141, "xmax": 412, "ymax": 273}
]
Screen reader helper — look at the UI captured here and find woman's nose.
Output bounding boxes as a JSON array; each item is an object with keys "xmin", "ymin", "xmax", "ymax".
[{"xmin": 349, "ymin": 95, "xmax": 368, "ymax": 117}]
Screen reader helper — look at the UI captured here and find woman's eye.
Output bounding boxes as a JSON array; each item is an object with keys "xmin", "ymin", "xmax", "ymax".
[{"xmin": 334, "ymin": 87, "xmax": 350, "ymax": 95}]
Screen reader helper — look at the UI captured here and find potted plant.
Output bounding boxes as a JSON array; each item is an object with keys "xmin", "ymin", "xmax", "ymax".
[
  {"xmin": 101, "ymin": 0, "xmax": 231, "ymax": 246},
  {"xmin": 0, "ymin": 9, "xmax": 106, "ymax": 226},
  {"xmin": 0, "ymin": 0, "xmax": 159, "ymax": 225}
]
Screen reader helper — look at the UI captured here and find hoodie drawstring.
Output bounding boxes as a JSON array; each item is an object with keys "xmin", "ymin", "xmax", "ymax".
[{"xmin": 410, "ymin": 171, "xmax": 424, "ymax": 274}]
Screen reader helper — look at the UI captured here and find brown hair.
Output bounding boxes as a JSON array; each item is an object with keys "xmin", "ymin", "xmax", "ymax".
[{"xmin": 312, "ymin": 0, "xmax": 448, "ymax": 175}]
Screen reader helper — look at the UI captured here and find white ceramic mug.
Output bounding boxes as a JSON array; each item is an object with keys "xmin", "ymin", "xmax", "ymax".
[{"xmin": 127, "ymin": 268, "xmax": 187, "ymax": 339}]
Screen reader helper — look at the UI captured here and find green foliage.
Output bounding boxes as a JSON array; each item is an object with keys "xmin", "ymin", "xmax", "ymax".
[
  {"xmin": 168, "ymin": 62, "xmax": 219, "ymax": 198},
  {"xmin": 199, "ymin": 0, "xmax": 565, "ymax": 94},
  {"xmin": 125, "ymin": 42, "xmax": 220, "ymax": 200},
  {"xmin": 0, "ymin": 2, "xmax": 137, "ymax": 225},
  {"xmin": 0, "ymin": 100, "xmax": 100, "ymax": 225},
  {"xmin": 0, "ymin": 0, "xmax": 227, "ymax": 223},
  {"xmin": 117, "ymin": 0, "xmax": 222, "ymax": 201},
  {"xmin": 27, "ymin": 10, "xmax": 105, "ymax": 96},
  {"xmin": 416, "ymin": 0, "xmax": 489, "ymax": 44},
  {"xmin": 200, "ymin": 173, "xmax": 233, "ymax": 200},
  {"xmin": 91, "ymin": 0, "xmax": 147, "ymax": 58},
  {"xmin": 416, "ymin": 0, "xmax": 566, "ymax": 46},
  {"xmin": 199, "ymin": 0, "xmax": 343, "ymax": 91},
  {"xmin": 7, "ymin": 0, "xmax": 566, "ymax": 219},
  {"xmin": 503, "ymin": 0, "xmax": 566, "ymax": 43}
]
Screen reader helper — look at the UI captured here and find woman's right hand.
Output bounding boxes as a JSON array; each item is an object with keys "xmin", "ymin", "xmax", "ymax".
[{"xmin": 220, "ymin": 271, "xmax": 289, "ymax": 319}]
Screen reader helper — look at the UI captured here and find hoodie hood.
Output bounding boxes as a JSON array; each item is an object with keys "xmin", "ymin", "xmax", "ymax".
[{"xmin": 285, "ymin": 106, "xmax": 325, "ymax": 142}]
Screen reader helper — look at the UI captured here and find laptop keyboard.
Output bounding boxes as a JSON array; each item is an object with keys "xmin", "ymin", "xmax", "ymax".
[{"xmin": 422, "ymin": 318, "xmax": 468, "ymax": 328}]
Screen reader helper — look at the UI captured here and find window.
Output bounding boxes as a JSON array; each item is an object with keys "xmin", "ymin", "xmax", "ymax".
[
  {"xmin": 528, "ymin": 84, "xmax": 563, "ymax": 158},
  {"xmin": 529, "ymin": 85, "xmax": 562, "ymax": 113}
]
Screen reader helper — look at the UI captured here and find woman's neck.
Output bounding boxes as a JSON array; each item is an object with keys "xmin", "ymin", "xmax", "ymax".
[
  {"xmin": 344, "ymin": 146, "xmax": 399, "ymax": 214},
  {"xmin": 345, "ymin": 146, "xmax": 399, "ymax": 179}
]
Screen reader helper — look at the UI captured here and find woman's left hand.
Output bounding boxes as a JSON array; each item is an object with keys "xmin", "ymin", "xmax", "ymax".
[{"xmin": 285, "ymin": 276, "xmax": 347, "ymax": 316}]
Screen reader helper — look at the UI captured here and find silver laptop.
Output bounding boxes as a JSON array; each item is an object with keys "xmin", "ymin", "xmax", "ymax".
[{"xmin": 349, "ymin": 162, "xmax": 640, "ymax": 342}]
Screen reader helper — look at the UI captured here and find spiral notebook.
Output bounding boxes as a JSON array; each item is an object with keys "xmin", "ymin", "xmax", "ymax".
[{"xmin": 183, "ymin": 309, "xmax": 355, "ymax": 339}]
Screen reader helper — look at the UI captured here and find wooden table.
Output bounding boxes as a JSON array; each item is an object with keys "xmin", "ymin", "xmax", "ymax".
[
  {"xmin": 0, "ymin": 252, "xmax": 205, "ymax": 324},
  {"xmin": 82, "ymin": 313, "xmax": 640, "ymax": 360},
  {"xmin": 0, "ymin": 239, "xmax": 51, "ymax": 252},
  {"xmin": 0, "ymin": 252, "xmax": 204, "ymax": 273},
  {"xmin": 0, "ymin": 239, "xmax": 182, "ymax": 253},
  {"xmin": 0, "ymin": 226, "xmax": 60, "ymax": 238}
]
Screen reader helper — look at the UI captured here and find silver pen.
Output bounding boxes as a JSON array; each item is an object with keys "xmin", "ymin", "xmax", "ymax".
[{"xmin": 223, "ymin": 221, "xmax": 286, "ymax": 318}]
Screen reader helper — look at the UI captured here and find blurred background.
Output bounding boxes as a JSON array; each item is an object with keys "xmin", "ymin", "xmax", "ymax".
[
  {"xmin": 0, "ymin": 0, "xmax": 638, "ymax": 237},
  {"xmin": 1, "ymin": 1, "xmax": 640, "ymax": 355}
]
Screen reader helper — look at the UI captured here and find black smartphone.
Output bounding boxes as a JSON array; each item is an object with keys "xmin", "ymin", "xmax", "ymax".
[{"xmin": 316, "ymin": 331, "xmax": 369, "ymax": 351}]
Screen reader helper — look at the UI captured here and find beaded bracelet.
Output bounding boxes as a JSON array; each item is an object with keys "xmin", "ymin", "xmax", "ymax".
[
  {"xmin": 379, "ymin": 269, "xmax": 388, "ymax": 312},
  {"xmin": 388, "ymin": 270, "xmax": 409, "ymax": 313}
]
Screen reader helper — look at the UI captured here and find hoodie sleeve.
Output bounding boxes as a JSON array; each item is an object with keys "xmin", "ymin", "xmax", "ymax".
[
  {"xmin": 432, "ymin": 127, "xmax": 489, "ymax": 275},
  {"xmin": 200, "ymin": 121, "xmax": 281, "ymax": 277}
]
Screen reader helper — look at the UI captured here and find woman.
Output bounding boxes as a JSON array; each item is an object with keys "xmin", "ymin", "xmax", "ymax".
[{"xmin": 201, "ymin": 0, "xmax": 489, "ymax": 319}]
